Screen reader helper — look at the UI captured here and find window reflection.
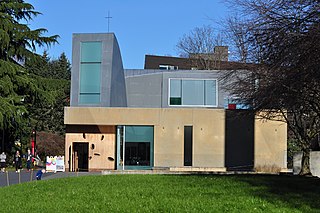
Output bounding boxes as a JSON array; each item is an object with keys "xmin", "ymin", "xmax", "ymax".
[{"xmin": 125, "ymin": 142, "xmax": 150, "ymax": 166}]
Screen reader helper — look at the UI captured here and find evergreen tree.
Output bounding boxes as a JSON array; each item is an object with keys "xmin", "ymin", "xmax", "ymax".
[
  {"xmin": 25, "ymin": 51, "xmax": 50, "ymax": 78},
  {"xmin": 0, "ymin": 0, "xmax": 58, "ymax": 153},
  {"xmin": 25, "ymin": 52, "xmax": 71, "ymax": 135},
  {"xmin": 53, "ymin": 52, "xmax": 71, "ymax": 80}
]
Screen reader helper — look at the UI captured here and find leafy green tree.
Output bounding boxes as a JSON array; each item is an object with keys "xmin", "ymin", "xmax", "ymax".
[{"xmin": 0, "ymin": 0, "xmax": 58, "ymax": 153}]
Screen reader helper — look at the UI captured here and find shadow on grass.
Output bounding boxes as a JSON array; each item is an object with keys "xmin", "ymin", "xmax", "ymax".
[{"xmin": 234, "ymin": 174, "xmax": 320, "ymax": 210}]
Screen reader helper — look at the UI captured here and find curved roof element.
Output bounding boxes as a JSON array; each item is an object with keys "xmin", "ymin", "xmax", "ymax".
[{"xmin": 70, "ymin": 33, "xmax": 127, "ymax": 107}]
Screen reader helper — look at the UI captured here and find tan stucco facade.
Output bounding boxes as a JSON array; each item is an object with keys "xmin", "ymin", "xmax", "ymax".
[
  {"xmin": 254, "ymin": 116, "xmax": 287, "ymax": 169},
  {"xmin": 65, "ymin": 126, "xmax": 115, "ymax": 171},
  {"xmin": 64, "ymin": 107, "xmax": 287, "ymax": 171}
]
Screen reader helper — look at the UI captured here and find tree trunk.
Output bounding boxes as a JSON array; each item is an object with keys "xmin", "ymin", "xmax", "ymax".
[{"xmin": 299, "ymin": 149, "xmax": 312, "ymax": 176}]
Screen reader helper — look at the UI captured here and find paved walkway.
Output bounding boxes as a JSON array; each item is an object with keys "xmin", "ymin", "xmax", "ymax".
[
  {"xmin": 0, "ymin": 170, "xmax": 101, "ymax": 187},
  {"xmin": 0, "ymin": 169, "xmax": 295, "ymax": 188}
]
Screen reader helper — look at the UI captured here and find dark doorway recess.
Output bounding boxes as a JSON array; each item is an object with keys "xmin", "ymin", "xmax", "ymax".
[
  {"xmin": 225, "ymin": 110, "xmax": 254, "ymax": 171},
  {"xmin": 73, "ymin": 142, "xmax": 89, "ymax": 172},
  {"xmin": 184, "ymin": 126, "xmax": 193, "ymax": 166}
]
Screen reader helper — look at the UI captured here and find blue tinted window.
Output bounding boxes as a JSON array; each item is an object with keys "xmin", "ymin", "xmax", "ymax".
[
  {"xmin": 79, "ymin": 41, "xmax": 102, "ymax": 105},
  {"xmin": 123, "ymin": 126, "xmax": 154, "ymax": 168},
  {"xmin": 81, "ymin": 42, "xmax": 102, "ymax": 63},
  {"xmin": 80, "ymin": 64, "xmax": 101, "ymax": 93},
  {"xmin": 79, "ymin": 94, "xmax": 100, "ymax": 104},
  {"xmin": 125, "ymin": 126, "xmax": 154, "ymax": 143}
]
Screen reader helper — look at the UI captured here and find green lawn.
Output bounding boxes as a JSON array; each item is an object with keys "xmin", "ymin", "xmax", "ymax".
[{"xmin": 0, "ymin": 174, "xmax": 319, "ymax": 212}]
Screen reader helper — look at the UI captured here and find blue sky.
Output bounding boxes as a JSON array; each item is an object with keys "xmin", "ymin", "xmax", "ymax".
[{"xmin": 28, "ymin": 0, "xmax": 227, "ymax": 69}]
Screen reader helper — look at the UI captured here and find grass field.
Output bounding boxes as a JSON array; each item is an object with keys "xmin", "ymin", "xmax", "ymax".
[{"xmin": 0, "ymin": 174, "xmax": 319, "ymax": 212}]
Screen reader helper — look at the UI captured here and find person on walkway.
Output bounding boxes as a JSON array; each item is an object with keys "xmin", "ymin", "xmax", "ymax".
[
  {"xmin": 14, "ymin": 150, "xmax": 22, "ymax": 173},
  {"xmin": 26, "ymin": 149, "xmax": 33, "ymax": 172},
  {"xmin": 0, "ymin": 152, "xmax": 6, "ymax": 172},
  {"xmin": 36, "ymin": 168, "xmax": 46, "ymax": 180}
]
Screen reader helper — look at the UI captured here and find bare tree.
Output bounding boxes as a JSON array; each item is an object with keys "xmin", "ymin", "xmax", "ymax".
[
  {"xmin": 176, "ymin": 25, "xmax": 228, "ymax": 70},
  {"xmin": 221, "ymin": 15, "xmax": 251, "ymax": 62},
  {"xmin": 222, "ymin": 0, "xmax": 320, "ymax": 175}
]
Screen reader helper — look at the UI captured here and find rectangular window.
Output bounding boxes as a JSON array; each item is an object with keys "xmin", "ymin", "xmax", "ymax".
[
  {"xmin": 182, "ymin": 80, "xmax": 204, "ymax": 105},
  {"xmin": 79, "ymin": 42, "xmax": 102, "ymax": 104},
  {"xmin": 81, "ymin": 42, "xmax": 102, "ymax": 63},
  {"xmin": 169, "ymin": 79, "xmax": 181, "ymax": 105},
  {"xmin": 159, "ymin": 65, "xmax": 178, "ymax": 70},
  {"xmin": 80, "ymin": 64, "xmax": 101, "ymax": 93},
  {"xmin": 205, "ymin": 80, "xmax": 216, "ymax": 105},
  {"xmin": 184, "ymin": 126, "xmax": 193, "ymax": 166},
  {"xmin": 169, "ymin": 79, "xmax": 217, "ymax": 106},
  {"xmin": 120, "ymin": 126, "xmax": 154, "ymax": 169},
  {"xmin": 125, "ymin": 142, "xmax": 150, "ymax": 166}
]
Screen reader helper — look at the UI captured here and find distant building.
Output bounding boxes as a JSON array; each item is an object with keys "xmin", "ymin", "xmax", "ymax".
[
  {"xmin": 144, "ymin": 47, "xmax": 252, "ymax": 71},
  {"xmin": 64, "ymin": 33, "xmax": 287, "ymax": 172}
]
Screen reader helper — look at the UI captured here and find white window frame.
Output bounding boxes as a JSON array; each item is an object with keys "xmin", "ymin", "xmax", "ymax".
[
  {"xmin": 159, "ymin": 65, "xmax": 178, "ymax": 70},
  {"xmin": 168, "ymin": 78, "xmax": 218, "ymax": 107}
]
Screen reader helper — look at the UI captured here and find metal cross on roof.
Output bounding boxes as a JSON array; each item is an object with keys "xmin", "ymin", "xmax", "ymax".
[{"xmin": 105, "ymin": 11, "xmax": 112, "ymax": 32}]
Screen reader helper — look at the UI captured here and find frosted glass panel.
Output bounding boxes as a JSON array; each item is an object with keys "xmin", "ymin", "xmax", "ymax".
[
  {"xmin": 182, "ymin": 80, "xmax": 204, "ymax": 105},
  {"xmin": 170, "ymin": 79, "xmax": 181, "ymax": 97},
  {"xmin": 205, "ymin": 80, "xmax": 217, "ymax": 106},
  {"xmin": 80, "ymin": 64, "xmax": 101, "ymax": 93},
  {"xmin": 81, "ymin": 42, "xmax": 102, "ymax": 63},
  {"xmin": 169, "ymin": 78, "xmax": 218, "ymax": 106},
  {"xmin": 79, "ymin": 94, "xmax": 100, "ymax": 104}
]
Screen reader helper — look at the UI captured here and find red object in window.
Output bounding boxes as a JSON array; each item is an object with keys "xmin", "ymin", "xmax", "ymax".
[{"xmin": 228, "ymin": 104, "xmax": 236, "ymax": 109}]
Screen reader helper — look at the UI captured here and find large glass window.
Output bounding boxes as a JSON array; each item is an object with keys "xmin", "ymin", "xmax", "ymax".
[
  {"xmin": 169, "ymin": 79, "xmax": 218, "ymax": 106},
  {"xmin": 79, "ymin": 42, "xmax": 102, "ymax": 104},
  {"xmin": 117, "ymin": 126, "xmax": 154, "ymax": 170}
]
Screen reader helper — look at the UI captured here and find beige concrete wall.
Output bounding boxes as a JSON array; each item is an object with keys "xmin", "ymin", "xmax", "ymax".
[
  {"xmin": 254, "ymin": 116, "xmax": 287, "ymax": 169},
  {"xmin": 64, "ymin": 107, "xmax": 161, "ymax": 125},
  {"xmin": 154, "ymin": 109, "xmax": 225, "ymax": 168},
  {"xmin": 65, "ymin": 126, "xmax": 115, "ymax": 171},
  {"xmin": 192, "ymin": 110, "xmax": 225, "ymax": 167},
  {"xmin": 65, "ymin": 107, "xmax": 287, "ymax": 170},
  {"xmin": 65, "ymin": 107, "xmax": 226, "ymax": 169}
]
